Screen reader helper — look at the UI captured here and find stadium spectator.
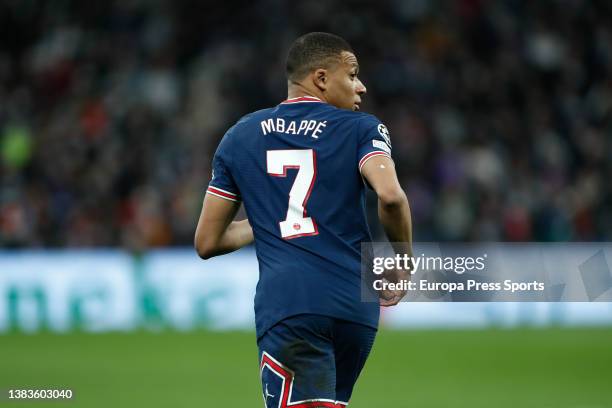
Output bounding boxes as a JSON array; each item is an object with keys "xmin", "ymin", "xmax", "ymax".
[{"xmin": 0, "ymin": 0, "xmax": 610, "ymax": 247}]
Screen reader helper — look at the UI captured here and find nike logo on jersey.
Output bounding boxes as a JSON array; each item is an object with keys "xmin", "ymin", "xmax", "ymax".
[{"xmin": 260, "ymin": 118, "xmax": 327, "ymax": 139}]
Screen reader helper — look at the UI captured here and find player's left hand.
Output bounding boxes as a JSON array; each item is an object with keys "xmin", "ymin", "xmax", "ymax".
[{"xmin": 378, "ymin": 267, "xmax": 410, "ymax": 307}]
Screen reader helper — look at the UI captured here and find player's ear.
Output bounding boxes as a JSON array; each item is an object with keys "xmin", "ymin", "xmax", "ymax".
[{"xmin": 312, "ymin": 68, "xmax": 328, "ymax": 91}]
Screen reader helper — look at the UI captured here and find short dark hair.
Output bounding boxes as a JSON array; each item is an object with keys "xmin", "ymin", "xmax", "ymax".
[{"xmin": 286, "ymin": 32, "xmax": 354, "ymax": 82}]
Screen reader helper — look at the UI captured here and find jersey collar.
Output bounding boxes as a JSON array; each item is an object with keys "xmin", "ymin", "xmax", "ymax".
[{"xmin": 281, "ymin": 96, "xmax": 324, "ymax": 104}]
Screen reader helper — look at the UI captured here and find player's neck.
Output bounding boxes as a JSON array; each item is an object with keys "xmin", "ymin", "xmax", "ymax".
[{"xmin": 286, "ymin": 83, "xmax": 325, "ymax": 102}]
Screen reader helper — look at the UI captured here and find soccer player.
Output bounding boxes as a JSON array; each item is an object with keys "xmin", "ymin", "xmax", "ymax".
[{"xmin": 195, "ymin": 32, "xmax": 412, "ymax": 408}]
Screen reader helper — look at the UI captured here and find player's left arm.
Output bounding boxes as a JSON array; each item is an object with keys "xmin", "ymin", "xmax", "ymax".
[{"xmin": 194, "ymin": 194, "xmax": 254, "ymax": 259}]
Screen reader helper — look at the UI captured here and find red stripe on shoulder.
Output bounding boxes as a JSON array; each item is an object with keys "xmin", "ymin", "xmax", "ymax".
[
  {"xmin": 359, "ymin": 151, "xmax": 391, "ymax": 171},
  {"xmin": 207, "ymin": 186, "xmax": 240, "ymax": 201}
]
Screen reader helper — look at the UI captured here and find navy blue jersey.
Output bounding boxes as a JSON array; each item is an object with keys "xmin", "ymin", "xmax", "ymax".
[{"xmin": 206, "ymin": 96, "xmax": 392, "ymax": 338}]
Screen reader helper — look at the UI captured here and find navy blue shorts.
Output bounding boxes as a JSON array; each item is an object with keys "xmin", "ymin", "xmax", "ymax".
[{"xmin": 258, "ymin": 314, "xmax": 377, "ymax": 408}]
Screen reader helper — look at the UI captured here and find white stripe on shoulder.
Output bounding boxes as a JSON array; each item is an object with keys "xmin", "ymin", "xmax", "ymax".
[
  {"xmin": 208, "ymin": 186, "xmax": 239, "ymax": 197},
  {"xmin": 359, "ymin": 151, "xmax": 392, "ymax": 172},
  {"xmin": 206, "ymin": 190, "xmax": 241, "ymax": 202}
]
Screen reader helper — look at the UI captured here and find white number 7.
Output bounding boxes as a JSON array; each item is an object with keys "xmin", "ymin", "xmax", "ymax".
[{"xmin": 266, "ymin": 149, "xmax": 318, "ymax": 239}]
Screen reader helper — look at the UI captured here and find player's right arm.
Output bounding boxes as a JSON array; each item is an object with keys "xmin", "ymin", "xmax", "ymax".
[
  {"xmin": 358, "ymin": 117, "xmax": 413, "ymax": 306},
  {"xmin": 361, "ymin": 156, "xmax": 412, "ymax": 249},
  {"xmin": 361, "ymin": 156, "xmax": 413, "ymax": 306}
]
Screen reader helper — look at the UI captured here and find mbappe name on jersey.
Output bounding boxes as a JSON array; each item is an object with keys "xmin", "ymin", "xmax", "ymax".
[{"xmin": 260, "ymin": 118, "xmax": 327, "ymax": 139}]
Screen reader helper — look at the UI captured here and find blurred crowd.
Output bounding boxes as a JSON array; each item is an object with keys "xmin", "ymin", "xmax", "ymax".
[{"xmin": 0, "ymin": 0, "xmax": 611, "ymax": 247}]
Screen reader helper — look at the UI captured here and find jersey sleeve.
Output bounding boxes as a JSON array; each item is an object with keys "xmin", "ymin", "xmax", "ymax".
[
  {"xmin": 357, "ymin": 115, "xmax": 393, "ymax": 173},
  {"xmin": 206, "ymin": 131, "xmax": 241, "ymax": 202}
]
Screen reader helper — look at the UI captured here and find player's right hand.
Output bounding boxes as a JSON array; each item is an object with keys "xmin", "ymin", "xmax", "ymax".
[{"xmin": 378, "ymin": 267, "xmax": 410, "ymax": 307}]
